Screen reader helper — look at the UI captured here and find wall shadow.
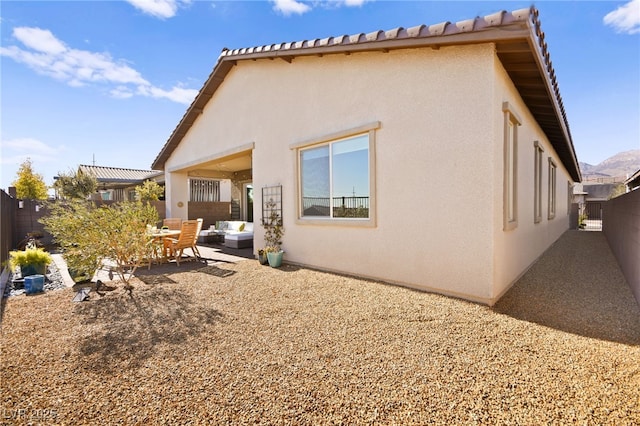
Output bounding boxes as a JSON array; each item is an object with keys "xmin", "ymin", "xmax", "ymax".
[{"xmin": 493, "ymin": 231, "xmax": 640, "ymax": 346}]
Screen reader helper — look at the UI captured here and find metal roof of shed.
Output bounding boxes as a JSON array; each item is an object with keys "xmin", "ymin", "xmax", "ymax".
[{"xmin": 78, "ymin": 165, "xmax": 162, "ymax": 183}]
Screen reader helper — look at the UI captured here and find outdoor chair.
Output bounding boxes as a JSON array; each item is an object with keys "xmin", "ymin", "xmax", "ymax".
[
  {"xmin": 163, "ymin": 218, "xmax": 182, "ymax": 230},
  {"xmin": 163, "ymin": 218, "xmax": 203, "ymax": 266}
]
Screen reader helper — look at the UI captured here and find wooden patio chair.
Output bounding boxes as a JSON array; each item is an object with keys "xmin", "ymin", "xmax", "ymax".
[
  {"xmin": 163, "ymin": 218, "xmax": 182, "ymax": 230},
  {"xmin": 163, "ymin": 218, "xmax": 203, "ymax": 266}
]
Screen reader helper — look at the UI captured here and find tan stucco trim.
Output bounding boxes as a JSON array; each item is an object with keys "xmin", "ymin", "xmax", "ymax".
[
  {"xmin": 548, "ymin": 157, "xmax": 557, "ymax": 220},
  {"xmin": 533, "ymin": 140, "xmax": 544, "ymax": 224},
  {"xmin": 289, "ymin": 121, "xmax": 381, "ymax": 150},
  {"xmin": 167, "ymin": 142, "xmax": 255, "ymax": 173},
  {"xmin": 291, "ymin": 122, "xmax": 380, "ymax": 228},
  {"xmin": 503, "ymin": 102, "xmax": 520, "ymax": 231}
]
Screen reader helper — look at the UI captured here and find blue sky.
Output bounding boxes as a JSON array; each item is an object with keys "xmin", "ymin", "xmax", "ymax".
[{"xmin": 1, "ymin": 0, "xmax": 639, "ymax": 191}]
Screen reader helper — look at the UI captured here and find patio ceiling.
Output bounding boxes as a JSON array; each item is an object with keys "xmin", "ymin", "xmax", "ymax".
[{"xmin": 169, "ymin": 149, "xmax": 252, "ymax": 179}]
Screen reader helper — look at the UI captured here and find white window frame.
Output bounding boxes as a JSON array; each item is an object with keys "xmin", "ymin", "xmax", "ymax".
[
  {"xmin": 548, "ymin": 157, "xmax": 557, "ymax": 220},
  {"xmin": 534, "ymin": 141, "xmax": 544, "ymax": 224},
  {"xmin": 291, "ymin": 121, "xmax": 379, "ymax": 227},
  {"xmin": 503, "ymin": 102, "xmax": 521, "ymax": 231}
]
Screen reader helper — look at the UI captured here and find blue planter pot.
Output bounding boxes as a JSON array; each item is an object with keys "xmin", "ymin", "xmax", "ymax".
[
  {"xmin": 21, "ymin": 263, "xmax": 46, "ymax": 277},
  {"xmin": 267, "ymin": 251, "xmax": 283, "ymax": 268}
]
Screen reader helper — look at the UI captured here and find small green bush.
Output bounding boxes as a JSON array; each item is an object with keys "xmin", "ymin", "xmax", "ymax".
[{"xmin": 9, "ymin": 247, "xmax": 52, "ymax": 271}]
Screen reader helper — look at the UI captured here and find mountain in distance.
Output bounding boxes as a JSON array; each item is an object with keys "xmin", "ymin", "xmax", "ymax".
[{"xmin": 580, "ymin": 149, "xmax": 640, "ymax": 180}]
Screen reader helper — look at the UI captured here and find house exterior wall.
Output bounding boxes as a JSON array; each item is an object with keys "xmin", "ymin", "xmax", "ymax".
[
  {"xmin": 490, "ymin": 55, "xmax": 573, "ymax": 302},
  {"xmin": 164, "ymin": 43, "xmax": 573, "ymax": 304}
]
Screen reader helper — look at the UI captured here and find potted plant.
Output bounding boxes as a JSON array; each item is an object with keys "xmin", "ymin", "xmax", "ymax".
[
  {"xmin": 9, "ymin": 247, "xmax": 53, "ymax": 277},
  {"xmin": 264, "ymin": 245, "xmax": 283, "ymax": 268},
  {"xmin": 261, "ymin": 200, "xmax": 284, "ymax": 268},
  {"xmin": 257, "ymin": 248, "xmax": 269, "ymax": 265}
]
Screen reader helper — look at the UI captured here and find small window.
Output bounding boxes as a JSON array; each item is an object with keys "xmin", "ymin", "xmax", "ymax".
[
  {"xmin": 534, "ymin": 141, "xmax": 544, "ymax": 223},
  {"xmin": 503, "ymin": 102, "xmax": 521, "ymax": 231},
  {"xmin": 293, "ymin": 122, "xmax": 378, "ymax": 226},
  {"xmin": 190, "ymin": 179, "xmax": 220, "ymax": 202},
  {"xmin": 548, "ymin": 158, "xmax": 557, "ymax": 220}
]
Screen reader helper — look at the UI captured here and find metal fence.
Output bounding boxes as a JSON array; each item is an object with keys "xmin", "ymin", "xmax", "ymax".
[
  {"xmin": 0, "ymin": 189, "xmax": 17, "ymax": 266},
  {"xmin": 302, "ymin": 196, "xmax": 369, "ymax": 218},
  {"xmin": 584, "ymin": 202, "xmax": 603, "ymax": 231}
]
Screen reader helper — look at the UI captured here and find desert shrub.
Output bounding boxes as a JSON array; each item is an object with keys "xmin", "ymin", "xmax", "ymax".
[{"xmin": 41, "ymin": 200, "xmax": 159, "ymax": 289}]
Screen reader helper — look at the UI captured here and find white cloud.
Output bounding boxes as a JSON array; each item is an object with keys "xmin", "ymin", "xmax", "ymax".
[
  {"xmin": 0, "ymin": 26, "xmax": 197, "ymax": 105},
  {"xmin": 272, "ymin": 0, "xmax": 312, "ymax": 16},
  {"xmin": 0, "ymin": 138, "xmax": 65, "ymax": 167},
  {"xmin": 343, "ymin": 0, "xmax": 367, "ymax": 6},
  {"xmin": 125, "ymin": 0, "xmax": 192, "ymax": 19},
  {"xmin": 604, "ymin": 0, "xmax": 640, "ymax": 35},
  {"xmin": 271, "ymin": 0, "xmax": 368, "ymax": 16},
  {"xmin": 13, "ymin": 27, "xmax": 67, "ymax": 54}
]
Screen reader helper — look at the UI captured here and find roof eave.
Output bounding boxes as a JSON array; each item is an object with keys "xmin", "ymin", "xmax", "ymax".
[
  {"xmin": 152, "ymin": 7, "xmax": 581, "ymax": 183},
  {"xmin": 520, "ymin": 15, "xmax": 581, "ymax": 182}
]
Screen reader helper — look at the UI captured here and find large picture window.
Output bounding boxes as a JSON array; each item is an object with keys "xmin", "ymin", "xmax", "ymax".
[{"xmin": 300, "ymin": 134, "xmax": 370, "ymax": 219}]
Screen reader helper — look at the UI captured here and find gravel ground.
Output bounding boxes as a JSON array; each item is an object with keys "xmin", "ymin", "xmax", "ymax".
[{"xmin": 1, "ymin": 231, "xmax": 639, "ymax": 424}]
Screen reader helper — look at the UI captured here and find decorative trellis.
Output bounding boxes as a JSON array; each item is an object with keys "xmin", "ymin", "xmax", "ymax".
[{"xmin": 262, "ymin": 185, "xmax": 282, "ymax": 226}]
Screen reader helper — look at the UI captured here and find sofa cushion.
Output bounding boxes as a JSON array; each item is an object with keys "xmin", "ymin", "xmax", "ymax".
[
  {"xmin": 224, "ymin": 232, "xmax": 253, "ymax": 241},
  {"xmin": 238, "ymin": 223, "xmax": 245, "ymax": 232},
  {"xmin": 227, "ymin": 221, "xmax": 243, "ymax": 231}
]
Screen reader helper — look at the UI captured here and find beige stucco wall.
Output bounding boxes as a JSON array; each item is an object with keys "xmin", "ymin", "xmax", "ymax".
[
  {"xmin": 490, "ymin": 55, "xmax": 573, "ymax": 303},
  {"xmin": 164, "ymin": 43, "xmax": 573, "ymax": 304}
]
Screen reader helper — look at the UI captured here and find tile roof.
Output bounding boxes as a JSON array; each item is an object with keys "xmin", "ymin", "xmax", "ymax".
[
  {"xmin": 152, "ymin": 6, "xmax": 581, "ymax": 182},
  {"xmin": 78, "ymin": 165, "xmax": 162, "ymax": 183}
]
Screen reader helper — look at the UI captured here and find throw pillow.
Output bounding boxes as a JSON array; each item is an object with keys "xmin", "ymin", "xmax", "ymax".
[{"xmin": 239, "ymin": 223, "xmax": 245, "ymax": 232}]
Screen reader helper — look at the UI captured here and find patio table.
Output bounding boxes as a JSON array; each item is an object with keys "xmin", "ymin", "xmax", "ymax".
[{"xmin": 148, "ymin": 229, "xmax": 181, "ymax": 265}]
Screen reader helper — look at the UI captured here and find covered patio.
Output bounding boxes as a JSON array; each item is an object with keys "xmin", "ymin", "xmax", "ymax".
[{"xmin": 161, "ymin": 147, "xmax": 254, "ymax": 231}]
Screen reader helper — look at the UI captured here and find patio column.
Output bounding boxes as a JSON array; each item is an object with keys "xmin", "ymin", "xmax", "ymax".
[{"xmin": 165, "ymin": 171, "xmax": 189, "ymax": 220}]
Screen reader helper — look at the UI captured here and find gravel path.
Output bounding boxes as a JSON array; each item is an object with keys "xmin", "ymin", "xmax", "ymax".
[{"xmin": 1, "ymin": 231, "xmax": 639, "ymax": 424}]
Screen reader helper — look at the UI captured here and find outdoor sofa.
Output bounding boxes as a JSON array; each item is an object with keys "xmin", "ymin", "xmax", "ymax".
[{"xmin": 198, "ymin": 221, "xmax": 253, "ymax": 249}]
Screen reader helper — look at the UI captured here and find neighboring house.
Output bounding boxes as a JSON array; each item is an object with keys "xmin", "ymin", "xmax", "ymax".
[
  {"xmin": 625, "ymin": 169, "xmax": 640, "ymax": 192},
  {"xmin": 78, "ymin": 165, "xmax": 163, "ymax": 201},
  {"xmin": 572, "ymin": 182, "xmax": 620, "ymax": 226},
  {"xmin": 152, "ymin": 7, "xmax": 581, "ymax": 305}
]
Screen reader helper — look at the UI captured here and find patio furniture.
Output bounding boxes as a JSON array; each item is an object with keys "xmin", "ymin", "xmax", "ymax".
[
  {"xmin": 197, "ymin": 229, "xmax": 226, "ymax": 244},
  {"xmin": 147, "ymin": 229, "xmax": 181, "ymax": 268},
  {"xmin": 163, "ymin": 218, "xmax": 182, "ymax": 230},
  {"xmin": 220, "ymin": 221, "xmax": 254, "ymax": 249},
  {"xmin": 163, "ymin": 219, "xmax": 203, "ymax": 266}
]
